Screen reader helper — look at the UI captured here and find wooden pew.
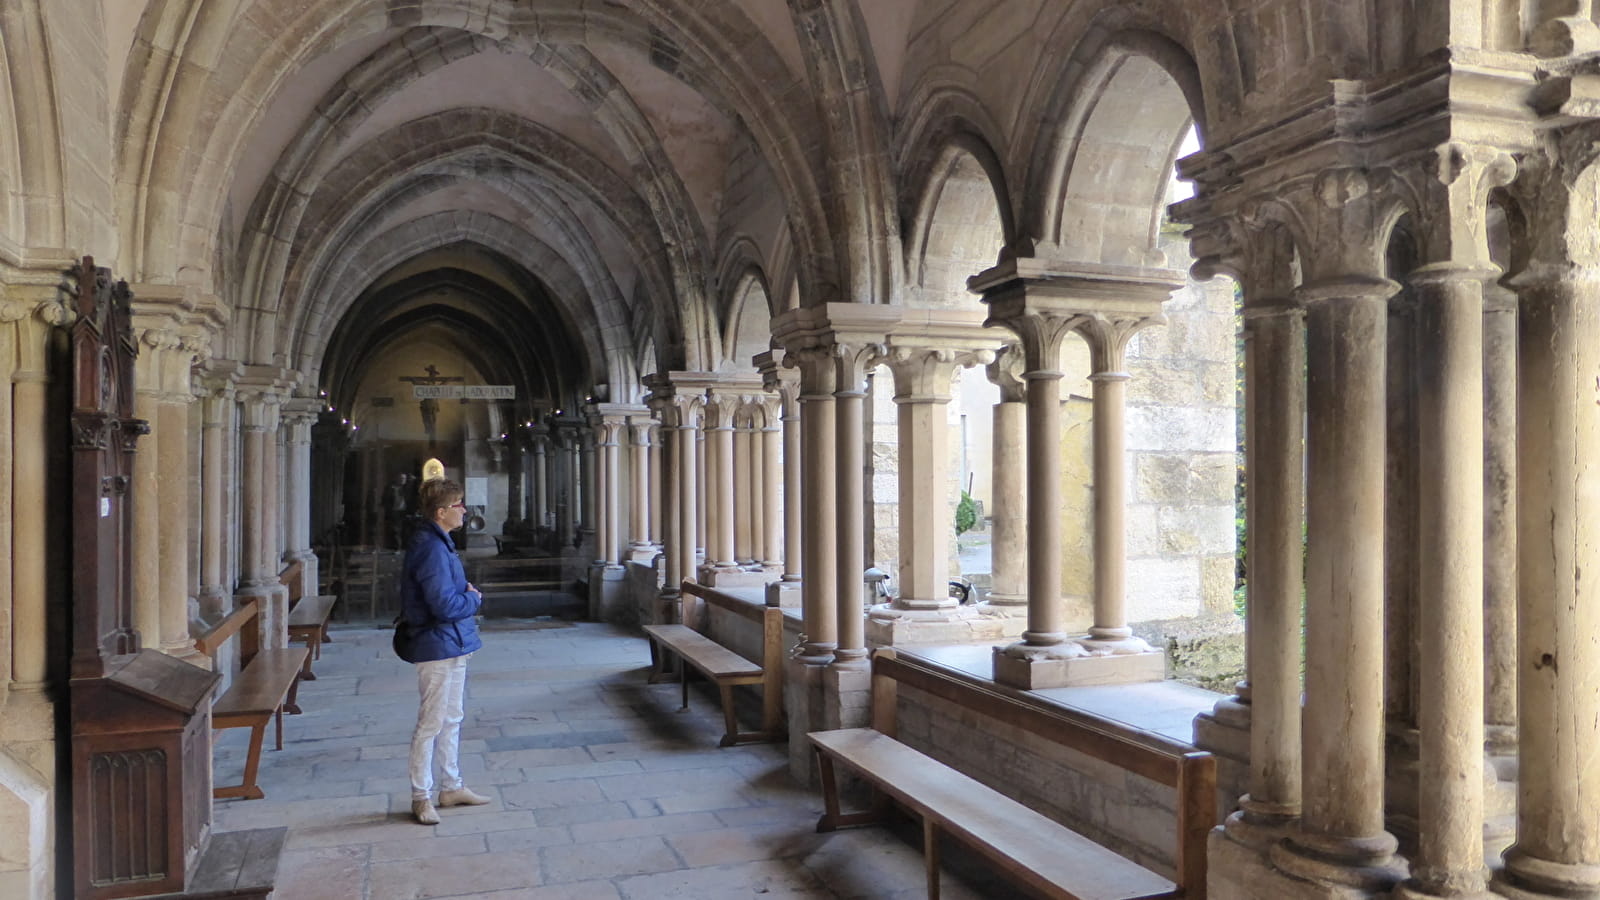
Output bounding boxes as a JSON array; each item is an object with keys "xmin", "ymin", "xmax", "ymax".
[
  {"xmin": 810, "ymin": 649, "xmax": 1215, "ymax": 900},
  {"xmin": 194, "ymin": 600, "xmax": 310, "ymax": 800},
  {"xmin": 641, "ymin": 582, "xmax": 784, "ymax": 746},
  {"xmin": 280, "ymin": 561, "xmax": 336, "ymax": 680}
]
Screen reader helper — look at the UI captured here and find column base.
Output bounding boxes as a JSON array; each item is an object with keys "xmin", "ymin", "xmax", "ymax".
[
  {"xmin": 865, "ymin": 602, "xmax": 1009, "ymax": 645},
  {"xmin": 1209, "ymin": 824, "xmax": 1394, "ymax": 900},
  {"xmin": 975, "ymin": 596, "xmax": 1028, "ymax": 637},
  {"xmin": 1193, "ymin": 696, "xmax": 1251, "ymax": 806},
  {"xmin": 1271, "ymin": 830, "xmax": 1405, "ymax": 894},
  {"xmin": 992, "ymin": 640, "xmax": 1166, "ymax": 688},
  {"xmin": 766, "ymin": 579, "xmax": 802, "ymax": 608},
  {"xmin": 626, "ymin": 543, "xmax": 659, "ymax": 564},
  {"xmin": 1493, "ymin": 849, "xmax": 1600, "ymax": 899},
  {"xmin": 158, "ymin": 638, "xmax": 207, "ymax": 665},
  {"xmin": 1221, "ymin": 802, "xmax": 1300, "ymax": 853}
]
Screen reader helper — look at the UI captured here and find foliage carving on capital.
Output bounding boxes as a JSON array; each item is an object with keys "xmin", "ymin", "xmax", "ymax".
[
  {"xmin": 988, "ymin": 309, "xmax": 1082, "ymax": 375},
  {"xmin": 832, "ymin": 341, "xmax": 886, "ymax": 394},
  {"xmin": 987, "ymin": 344, "xmax": 1027, "ymax": 402},
  {"xmin": 885, "ymin": 346, "xmax": 993, "ymax": 401},
  {"xmin": 1393, "ymin": 143, "xmax": 1518, "ymax": 266},
  {"xmin": 1073, "ymin": 313, "xmax": 1164, "ymax": 374},
  {"xmin": 789, "ymin": 345, "xmax": 838, "ymax": 396}
]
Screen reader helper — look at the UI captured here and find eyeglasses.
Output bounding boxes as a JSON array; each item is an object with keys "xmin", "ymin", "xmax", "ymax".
[{"xmin": 448, "ymin": 502, "xmax": 467, "ymax": 510}]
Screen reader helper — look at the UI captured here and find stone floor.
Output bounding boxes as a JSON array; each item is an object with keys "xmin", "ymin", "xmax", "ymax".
[{"xmin": 211, "ymin": 620, "xmax": 1008, "ymax": 899}]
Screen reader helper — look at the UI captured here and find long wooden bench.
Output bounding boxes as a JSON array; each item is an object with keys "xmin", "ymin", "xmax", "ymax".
[
  {"xmin": 194, "ymin": 600, "xmax": 310, "ymax": 800},
  {"xmin": 810, "ymin": 649, "xmax": 1215, "ymax": 900},
  {"xmin": 641, "ymin": 582, "xmax": 784, "ymax": 747},
  {"xmin": 280, "ymin": 561, "xmax": 337, "ymax": 680}
]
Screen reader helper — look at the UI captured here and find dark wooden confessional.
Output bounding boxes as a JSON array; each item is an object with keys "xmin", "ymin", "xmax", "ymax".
[{"xmin": 63, "ymin": 258, "xmax": 284, "ymax": 900}]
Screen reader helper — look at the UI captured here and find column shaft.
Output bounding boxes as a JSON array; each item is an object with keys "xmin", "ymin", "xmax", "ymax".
[
  {"xmin": 1239, "ymin": 306, "xmax": 1305, "ymax": 824},
  {"xmin": 800, "ymin": 366, "xmax": 838, "ymax": 662},
  {"xmin": 238, "ymin": 425, "xmax": 266, "ymax": 586},
  {"xmin": 1482, "ymin": 289, "xmax": 1517, "ymax": 756},
  {"xmin": 649, "ymin": 425, "xmax": 664, "ymax": 548},
  {"xmin": 131, "ymin": 387, "xmax": 163, "ymax": 640},
  {"xmin": 199, "ymin": 400, "xmax": 226, "ymax": 613},
  {"xmin": 986, "ymin": 400, "xmax": 1026, "ymax": 603},
  {"xmin": 834, "ymin": 388, "xmax": 866, "ymax": 664},
  {"xmin": 713, "ymin": 422, "xmax": 736, "ymax": 568},
  {"xmin": 1289, "ymin": 288, "xmax": 1396, "ymax": 867},
  {"xmin": 1406, "ymin": 267, "xmax": 1487, "ymax": 894},
  {"xmin": 10, "ymin": 373, "xmax": 48, "ymax": 686},
  {"xmin": 1024, "ymin": 372, "xmax": 1065, "ymax": 645},
  {"xmin": 1498, "ymin": 268, "xmax": 1600, "ymax": 896},
  {"xmin": 605, "ymin": 428, "xmax": 622, "ymax": 565},
  {"xmin": 631, "ymin": 425, "xmax": 649, "ymax": 550},
  {"xmin": 734, "ymin": 423, "xmax": 753, "ymax": 564},
  {"xmin": 762, "ymin": 424, "xmax": 782, "ymax": 567},
  {"xmin": 1088, "ymin": 371, "xmax": 1131, "ymax": 639},
  {"xmin": 895, "ymin": 398, "xmax": 952, "ymax": 605},
  {"xmin": 782, "ymin": 398, "xmax": 802, "ymax": 581},
  {"xmin": 677, "ymin": 419, "xmax": 699, "ymax": 586},
  {"xmin": 534, "ymin": 441, "xmax": 549, "ymax": 527},
  {"xmin": 157, "ymin": 398, "xmax": 198, "ymax": 659}
]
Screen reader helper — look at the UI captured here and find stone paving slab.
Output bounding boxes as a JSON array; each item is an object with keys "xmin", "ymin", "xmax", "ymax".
[{"xmin": 210, "ymin": 621, "xmax": 1005, "ymax": 898}]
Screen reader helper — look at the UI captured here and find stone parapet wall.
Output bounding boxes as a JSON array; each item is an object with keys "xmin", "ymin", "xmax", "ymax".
[{"xmin": 894, "ymin": 684, "xmax": 1180, "ymax": 879}]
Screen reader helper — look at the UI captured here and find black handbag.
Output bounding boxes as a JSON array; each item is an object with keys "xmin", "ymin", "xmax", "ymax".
[{"xmin": 392, "ymin": 615, "xmax": 422, "ymax": 663}]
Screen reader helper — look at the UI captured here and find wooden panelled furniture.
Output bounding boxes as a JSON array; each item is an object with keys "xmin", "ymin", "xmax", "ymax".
[
  {"xmin": 193, "ymin": 600, "xmax": 309, "ymax": 800},
  {"xmin": 809, "ymin": 649, "xmax": 1216, "ymax": 900},
  {"xmin": 63, "ymin": 257, "xmax": 285, "ymax": 898},
  {"xmin": 641, "ymin": 582, "xmax": 785, "ymax": 747}
]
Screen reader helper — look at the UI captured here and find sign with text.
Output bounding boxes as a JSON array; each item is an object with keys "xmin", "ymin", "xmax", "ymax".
[{"xmin": 412, "ymin": 385, "xmax": 515, "ymax": 400}]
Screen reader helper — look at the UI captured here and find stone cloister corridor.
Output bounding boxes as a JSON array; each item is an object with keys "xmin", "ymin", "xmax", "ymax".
[{"xmin": 4, "ymin": 1, "xmax": 1600, "ymax": 898}]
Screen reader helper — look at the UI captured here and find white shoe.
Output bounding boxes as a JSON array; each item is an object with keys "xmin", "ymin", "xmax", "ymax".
[
  {"xmin": 438, "ymin": 787, "xmax": 491, "ymax": 807},
  {"xmin": 412, "ymin": 798, "xmax": 440, "ymax": 825}
]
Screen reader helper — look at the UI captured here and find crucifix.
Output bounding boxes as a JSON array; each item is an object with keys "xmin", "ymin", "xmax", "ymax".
[{"xmin": 398, "ymin": 364, "xmax": 464, "ymax": 449}]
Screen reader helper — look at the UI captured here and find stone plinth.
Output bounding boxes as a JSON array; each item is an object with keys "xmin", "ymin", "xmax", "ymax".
[
  {"xmin": 865, "ymin": 604, "xmax": 1009, "ymax": 645},
  {"xmin": 992, "ymin": 643, "xmax": 1165, "ymax": 688},
  {"xmin": 698, "ymin": 566, "xmax": 770, "ymax": 588},
  {"xmin": 766, "ymin": 580, "xmax": 801, "ymax": 608}
]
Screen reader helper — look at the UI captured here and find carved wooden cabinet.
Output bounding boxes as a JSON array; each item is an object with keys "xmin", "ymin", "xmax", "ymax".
[{"xmin": 71, "ymin": 651, "xmax": 219, "ymax": 900}]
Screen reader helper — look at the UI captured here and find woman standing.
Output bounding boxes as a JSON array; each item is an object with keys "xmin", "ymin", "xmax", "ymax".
[{"xmin": 402, "ymin": 477, "xmax": 491, "ymax": 825}]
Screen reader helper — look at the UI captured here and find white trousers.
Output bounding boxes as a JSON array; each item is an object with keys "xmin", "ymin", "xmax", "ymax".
[{"xmin": 410, "ymin": 653, "xmax": 470, "ymax": 800}]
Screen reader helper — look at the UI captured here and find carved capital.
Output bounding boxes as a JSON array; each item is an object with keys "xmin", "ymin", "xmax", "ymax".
[
  {"xmin": 885, "ymin": 345, "xmax": 991, "ymax": 402},
  {"xmin": 986, "ymin": 344, "xmax": 1027, "ymax": 402},
  {"xmin": 832, "ymin": 341, "xmax": 885, "ymax": 395},
  {"xmin": 986, "ymin": 308, "xmax": 1081, "ymax": 375},
  {"xmin": 1073, "ymin": 313, "xmax": 1164, "ymax": 374}
]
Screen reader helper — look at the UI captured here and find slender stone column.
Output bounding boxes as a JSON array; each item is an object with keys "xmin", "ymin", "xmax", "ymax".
[
  {"xmin": 600, "ymin": 419, "xmax": 623, "ymax": 566},
  {"xmin": 747, "ymin": 409, "xmax": 764, "ymax": 567},
  {"xmin": 978, "ymin": 296, "xmax": 1078, "ymax": 658},
  {"xmin": 533, "ymin": 430, "xmax": 550, "ymax": 528},
  {"xmin": 980, "ymin": 347, "xmax": 1027, "ymax": 613},
  {"xmin": 1494, "ymin": 261, "xmax": 1600, "ymax": 899},
  {"xmin": 0, "ymin": 301, "xmax": 23, "ymax": 694},
  {"xmin": 696, "ymin": 415, "xmax": 708, "ymax": 563},
  {"xmin": 157, "ymin": 348, "xmax": 202, "ymax": 662},
  {"xmin": 833, "ymin": 343, "xmax": 880, "ymax": 668},
  {"xmin": 780, "ymin": 378, "xmax": 801, "ymax": 584},
  {"xmin": 648, "ymin": 423, "xmax": 664, "ymax": 551},
  {"xmin": 197, "ymin": 371, "xmax": 237, "ymax": 617},
  {"xmin": 580, "ymin": 426, "xmax": 597, "ymax": 550},
  {"xmin": 794, "ymin": 347, "xmax": 838, "ymax": 664},
  {"xmin": 734, "ymin": 412, "xmax": 754, "ymax": 566},
  {"xmin": 1229, "ymin": 291, "xmax": 1307, "ymax": 845},
  {"xmin": 628, "ymin": 419, "xmax": 651, "ymax": 560},
  {"xmin": 235, "ymin": 387, "xmax": 285, "ymax": 645},
  {"xmin": 706, "ymin": 393, "xmax": 738, "ymax": 570},
  {"xmin": 9, "ymin": 309, "xmax": 51, "ymax": 689},
  {"xmin": 1394, "ymin": 262, "xmax": 1492, "ymax": 898},
  {"xmin": 675, "ymin": 398, "xmax": 701, "ymax": 588},
  {"xmin": 1482, "ymin": 283, "xmax": 1517, "ymax": 758},
  {"xmin": 760, "ymin": 401, "xmax": 782, "ymax": 570},
  {"xmin": 130, "ymin": 327, "xmax": 178, "ymax": 643},
  {"xmin": 1273, "ymin": 276, "xmax": 1401, "ymax": 884},
  {"xmin": 1073, "ymin": 314, "xmax": 1160, "ymax": 650},
  {"xmin": 264, "ymin": 402, "xmax": 284, "ymax": 579}
]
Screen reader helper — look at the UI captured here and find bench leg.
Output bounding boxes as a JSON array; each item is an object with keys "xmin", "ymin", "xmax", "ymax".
[
  {"xmin": 215, "ymin": 722, "xmax": 268, "ymax": 801},
  {"xmin": 298, "ymin": 639, "xmax": 317, "ymax": 681},
  {"xmin": 814, "ymin": 750, "xmax": 892, "ymax": 833},
  {"xmin": 275, "ymin": 706, "xmax": 284, "ymax": 751},
  {"xmin": 717, "ymin": 683, "xmax": 740, "ymax": 747},
  {"xmin": 679, "ymin": 663, "xmax": 690, "ymax": 712},
  {"xmin": 283, "ymin": 673, "xmax": 303, "ymax": 716},
  {"xmin": 645, "ymin": 640, "xmax": 676, "ymax": 685},
  {"xmin": 924, "ymin": 818, "xmax": 941, "ymax": 900}
]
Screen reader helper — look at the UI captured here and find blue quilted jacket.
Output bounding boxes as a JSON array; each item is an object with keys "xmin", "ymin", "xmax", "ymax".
[{"xmin": 399, "ymin": 522, "xmax": 483, "ymax": 662}]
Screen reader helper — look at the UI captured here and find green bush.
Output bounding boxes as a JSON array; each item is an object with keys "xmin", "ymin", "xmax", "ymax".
[{"xmin": 955, "ymin": 491, "xmax": 977, "ymax": 535}]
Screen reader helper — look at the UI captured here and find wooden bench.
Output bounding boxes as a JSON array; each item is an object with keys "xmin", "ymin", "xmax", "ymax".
[
  {"xmin": 810, "ymin": 649, "xmax": 1215, "ymax": 900},
  {"xmin": 641, "ymin": 582, "xmax": 784, "ymax": 747},
  {"xmin": 194, "ymin": 600, "xmax": 310, "ymax": 800},
  {"xmin": 287, "ymin": 594, "xmax": 337, "ymax": 681}
]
